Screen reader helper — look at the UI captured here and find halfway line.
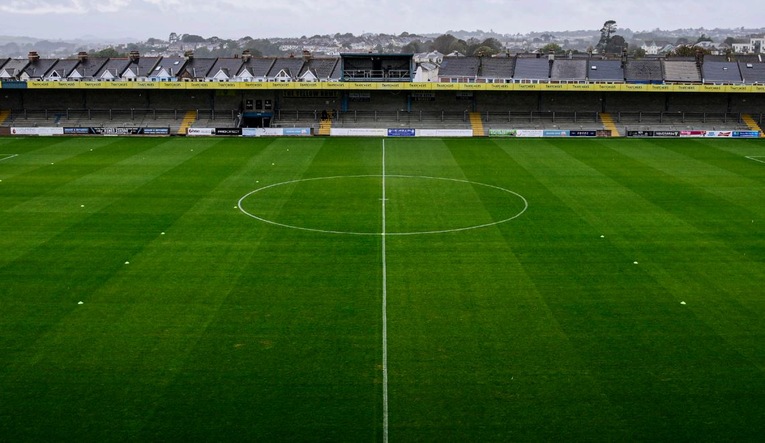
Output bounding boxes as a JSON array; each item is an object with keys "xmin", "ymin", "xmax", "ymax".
[{"xmin": 381, "ymin": 139, "xmax": 389, "ymax": 443}]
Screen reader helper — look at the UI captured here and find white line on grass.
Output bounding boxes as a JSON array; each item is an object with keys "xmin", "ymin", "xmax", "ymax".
[
  {"xmin": 746, "ymin": 156, "xmax": 765, "ymax": 164},
  {"xmin": 0, "ymin": 154, "xmax": 18, "ymax": 162},
  {"xmin": 381, "ymin": 139, "xmax": 389, "ymax": 443}
]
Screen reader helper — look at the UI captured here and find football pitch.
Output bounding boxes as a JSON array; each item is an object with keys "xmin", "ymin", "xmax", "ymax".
[{"xmin": 1, "ymin": 135, "xmax": 764, "ymax": 441}]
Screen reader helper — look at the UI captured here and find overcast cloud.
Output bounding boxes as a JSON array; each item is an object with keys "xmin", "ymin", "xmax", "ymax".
[{"xmin": 0, "ymin": 0, "xmax": 762, "ymax": 40}]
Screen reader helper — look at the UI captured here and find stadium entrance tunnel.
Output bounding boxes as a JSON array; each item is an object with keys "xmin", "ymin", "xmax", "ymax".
[{"xmin": 241, "ymin": 111, "xmax": 273, "ymax": 128}]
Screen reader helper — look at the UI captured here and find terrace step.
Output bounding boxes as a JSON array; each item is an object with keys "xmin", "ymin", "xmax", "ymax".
[
  {"xmin": 469, "ymin": 112, "xmax": 484, "ymax": 137},
  {"xmin": 600, "ymin": 112, "xmax": 620, "ymax": 137},
  {"xmin": 742, "ymin": 114, "xmax": 764, "ymax": 137},
  {"xmin": 178, "ymin": 111, "xmax": 197, "ymax": 135},
  {"xmin": 0, "ymin": 109, "xmax": 11, "ymax": 126},
  {"xmin": 318, "ymin": 118, "xmax": 332, "ymax": 136}
]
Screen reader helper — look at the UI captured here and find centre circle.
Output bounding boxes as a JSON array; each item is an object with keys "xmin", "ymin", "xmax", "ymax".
[{"xmin": 238, "ymin": 175, "xmax": 528, "ymax": 235}]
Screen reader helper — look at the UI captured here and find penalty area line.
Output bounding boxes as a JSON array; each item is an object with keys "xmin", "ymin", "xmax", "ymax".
[
  {"xmin": 745, "ymin": 156, "xmax": 765, "ymax": 165},
  {"xmin": 0, "ymin": 154, "xmax": 19, "ymax": 162}
]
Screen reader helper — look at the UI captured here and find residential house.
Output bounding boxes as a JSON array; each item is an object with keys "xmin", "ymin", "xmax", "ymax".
[
  {"xmin": 298, "ymin": 55, "xmax": 340, "ymax": 82},
  {"xmin": 437, "ymin": 56, "xmax": 479, "ymax": 82},
  {"xmin": 267, "ymin": 57, "xmax": 306, "ymax": 82},
  {"xmin": 206, "ymin": 57, "xmax": 245, "ymax": 82},
  {"xmin": 176, "ymin": 52, "xmax": 217, "ymax": 81},
  {"xmin": 512, "ymin": 56, "xmax": 550, "ymax": 83},
  {"xmin": 67, "ymin": 53, "xmax": 108, "ymax": 81},
  {"xmin": 148, "ymin": 56, "xmax": 186, "ymax": 81},
  {"xmin": 95, "ymin": 58, "xmax": 132, "ymax": 81},
  {"xmin": 587, "ymin": 59, "xmax": 625, "ymax": 83},
  {"xmin": 237, "ymin": 55, "xmax": 275, "ymax": 82},
  {"xmin": 641, "ymin": 41, "xmax": 674, "ymax": 55},
  {"xmin": 19, "ymin": 52, "xmax": 58, "ymax": 81},
  {"xmin": 44, "ymin": 59, "xmax": 78, "ymax": 81},
  {"xmin": 0, "ymin": 58, "xmax": 30, "ymax": 81},
  {"xmin": 121, "ymin": 52, "xmax": 161, "ymax": 81}
]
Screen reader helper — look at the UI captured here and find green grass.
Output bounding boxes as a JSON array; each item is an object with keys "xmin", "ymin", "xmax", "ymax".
[{"xmin": 1, "ymin": 135, "xmax": 765, "ymax": 441}]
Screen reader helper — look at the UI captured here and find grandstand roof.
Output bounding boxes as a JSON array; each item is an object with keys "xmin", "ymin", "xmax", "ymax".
[
  {"xmin": 478, "ymin": 57, "xmax": 514, "ymax": 79},
  {"xmin": 739, "ymin": 61, "xmax": 765, "ymax": 84},
  {"xmin": 551, "ymin": 59, "xmax": 586, "ymax": 81},
  {"xmin": 438, "ymin": 57, "xmax": 480, "ymax": 78},
  {"xmin": 587, "ymin": 60, "xmax": 624, "ymax": 82},
  {"xmin": 513, "ymin": 58, "xmax": 550, "ymax": 80},
  {"xmin": 21, "ymin": 58, "xmax": 58, "ymax": 80},
  {"xmin": 701, "ymin": 61, "xmax": 743, "ymax": 84},
  {"xmin": 624, "ymin": 59, "xmax": 663, "ymax": 83},
  {"xmin": 662, "ymin": 60, "xmax": 701, "ymax": 83}
]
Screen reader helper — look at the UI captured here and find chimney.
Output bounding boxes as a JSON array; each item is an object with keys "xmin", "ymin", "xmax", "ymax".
[
  {"xmin": 302, "ymin": 50, "xmax": 312, "ymax": 61},
  {"xmin": 621, "ymin": 48, "xmax": 628, "ymax": 66},
  {"xmin": 129, "ymin": 50, "xmax": 140, "ymax": 62},
  {"xmin": 695, "ymin": 48, "xmax": 704, "ymax": 66},
  {"xmin": 242, "ymin": 49, "xmax": 252, "ymax": 62},
  {"xmin": 184, "ymin": 50, "xmax": 194, "ymax": 60},
  {"xmin": 548, "ymin": 50, "xmax": 555, "ymax": 61},
  {"xmin": 78, "ymin": 51, "xmax": 88, "ymax": 62},
  {"xmin": 28, "ymin": 51, "xmax": 40, "ymax": 62}
]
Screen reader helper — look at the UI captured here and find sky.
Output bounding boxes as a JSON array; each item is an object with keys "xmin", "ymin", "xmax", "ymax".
[{"xmin": 0, "ymin": 0, "xmax": 763, "ymax": 41}]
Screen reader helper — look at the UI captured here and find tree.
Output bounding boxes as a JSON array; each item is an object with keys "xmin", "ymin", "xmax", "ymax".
[
  {"xmin": 596, "ymin": 20, "xmax": 617, "ymax": 52},
  {"xmin": 90, "ymin": 47, "xmax": 123, "ymax": 58},
  {"xmin": 181, "ymin": 34, "xmax": 205, "ymax": 43},
  {"xmin": 604, "ymin": 35, "xmax": 626, "ymax": 54},
  {"xmin": 632, "ymin": 47, "xmax": 647, "ymax": 58},
  {"xmin": 669, "ymin": 45, "xmax": 711, "ymax": 57},
  {"xmin": 539, "ymin": 43, "xmax": 564, "ymax": 54}
]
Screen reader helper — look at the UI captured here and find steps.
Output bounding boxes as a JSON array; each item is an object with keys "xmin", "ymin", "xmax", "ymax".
[
  {"xmin": 177, "ymin": 111, "xmax": 197, "ymax": 135},
  {"xmin": 0, "ymin": 110, "xmax": 11, "ymax": 126},
  {"xmin": 742, "ymin": 114, "xmax": 764, "ymax": 137},
  {"xmin": 318, "ymin": 118, "xmax": 332, "ymax": 136},
  {"xmin": 600, "ymin": 112, "xmax": 620, "ymax": 137},
  {"xmin": 469, "ymin": 112, "xmax": 484, "ymax": 137}
]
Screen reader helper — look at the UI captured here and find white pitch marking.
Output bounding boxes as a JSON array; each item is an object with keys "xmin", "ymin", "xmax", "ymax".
[
  {"xmin": 238, "ymin": 175, "xmax": 528, "ymax": 236},
  {"xmin": 381, "ymin": 139, "xmax": 389, "ymax": 443},
  {"xmin": 746, "ymin": 156, "xmax": 765, "ymax": 164},
  {"xmin": 0, "ymin": 154, "xmax": 19, "ymax": 162}
]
